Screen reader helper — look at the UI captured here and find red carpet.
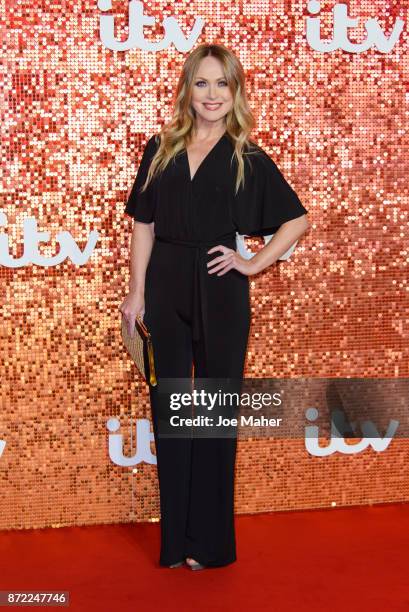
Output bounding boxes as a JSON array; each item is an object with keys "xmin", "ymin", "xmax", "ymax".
[{"xmin": 1, "ymin": 503, "xmax": 408, "ymax": 611}]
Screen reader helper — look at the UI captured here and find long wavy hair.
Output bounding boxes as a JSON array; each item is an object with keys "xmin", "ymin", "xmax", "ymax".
[{"xmin": 139, "ymin": 43, "xmax": 260, "ymax": 196}]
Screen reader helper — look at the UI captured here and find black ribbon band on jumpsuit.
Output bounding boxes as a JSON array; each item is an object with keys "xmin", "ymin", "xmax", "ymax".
[
  {"xmin": 144, "ymin": 231, "xmax": 249, "ymax": 568},
  {"xmin": 155, "ymin": 232, "xmax": 238, "ymax": 369}
]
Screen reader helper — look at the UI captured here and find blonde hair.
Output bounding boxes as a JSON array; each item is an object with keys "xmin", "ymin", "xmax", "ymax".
[{"xmin": 140, "ymin": 43, "xmax": 260, "ymax": 196}]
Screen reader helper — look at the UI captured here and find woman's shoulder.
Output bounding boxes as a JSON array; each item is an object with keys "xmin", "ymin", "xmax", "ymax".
[
  {"xmin": 226, "ymin": 136, "xmax": 267, "ymax": 161},
  {"xmin": 242, "ymin": 140, "xmax": 278, "ymax": 176},
  {"xmin": 145, "ymin": 133, "xmax": 160, "ymax": 149},
  {"xmin": 138, "ymin": 133, "xmax": 160, "ymax": 165}
]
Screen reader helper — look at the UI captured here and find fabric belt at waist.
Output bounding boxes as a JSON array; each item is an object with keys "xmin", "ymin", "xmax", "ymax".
[
  {"xmin": 154, "ymin": 233, "xmax": 237, "ymax": 364},
  {"xmin": 155, "ymin": 233, "xmax": 236, "ymax": 249}
]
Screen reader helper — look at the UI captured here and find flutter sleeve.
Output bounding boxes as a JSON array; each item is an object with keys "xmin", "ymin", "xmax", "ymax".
[
  {"xmin": 232, "ymin": 146, "xmax": 308, "ymax": 237},
  {"xmin": 125, "ymin": 134, "xmax": 159, "ymax": 222}
]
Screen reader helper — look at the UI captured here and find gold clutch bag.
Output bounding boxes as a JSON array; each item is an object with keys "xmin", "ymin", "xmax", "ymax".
[{"xmin": 121, "ymin": 314, "xmax": 157, "ymax": 386}]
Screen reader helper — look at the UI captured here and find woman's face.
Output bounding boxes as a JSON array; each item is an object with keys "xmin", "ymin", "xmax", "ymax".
[{"xmin": 190, "ymin": 56, "xmax": 233, "ymax": 129}]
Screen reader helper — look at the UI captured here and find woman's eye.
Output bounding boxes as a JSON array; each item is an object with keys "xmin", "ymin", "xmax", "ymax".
[{"xmin": 195, "ymin": 80, "xmax": 228, "ymax": 87}]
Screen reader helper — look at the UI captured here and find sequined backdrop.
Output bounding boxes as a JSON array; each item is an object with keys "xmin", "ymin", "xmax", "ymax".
[{"xmin": 1, "ymin": 1, "xmax": 408, "ymax": 529}]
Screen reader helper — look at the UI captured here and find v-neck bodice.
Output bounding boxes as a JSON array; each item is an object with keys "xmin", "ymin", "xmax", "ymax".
[
  {"xmin": 125, "ymin": 132, "xmax": 308, "ymax": 243},
  {"xmin": 134, "ymin": 131, "xmax": 237, "ymax": 242},
  {"xmin": 184, "ymin": 131, "xmax": 227, "ymax": 183}
]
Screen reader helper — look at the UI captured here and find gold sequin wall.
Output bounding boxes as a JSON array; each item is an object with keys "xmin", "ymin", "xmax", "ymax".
[{"xmin": 1, "ymin": 1, "xmax": 409, "ymax": 530}]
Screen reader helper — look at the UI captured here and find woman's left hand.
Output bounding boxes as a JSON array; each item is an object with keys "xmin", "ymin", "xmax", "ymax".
[{"xmin": 206, "ymin": 245, "xmax": 258, "ymax": 277}]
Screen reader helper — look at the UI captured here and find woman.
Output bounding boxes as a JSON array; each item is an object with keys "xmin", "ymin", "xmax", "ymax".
[{"xmin": 120, "ymin": 43, "xmax": 310, "ymax": 570}]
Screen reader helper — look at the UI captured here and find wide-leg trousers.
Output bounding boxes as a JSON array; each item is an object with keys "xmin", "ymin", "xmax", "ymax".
[{"xmin": 142, "ymin": 233, "xmax": 251, "ymax": 567}]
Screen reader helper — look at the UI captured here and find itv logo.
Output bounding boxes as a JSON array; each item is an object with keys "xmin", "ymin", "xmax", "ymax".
[{"xmin": 98, "ymin": 0, "xmax": 405, "ymax": 55}]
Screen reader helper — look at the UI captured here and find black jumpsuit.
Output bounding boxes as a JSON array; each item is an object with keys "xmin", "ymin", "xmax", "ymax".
[{"xmin": 125, "ymin": 131, "xmax": 308, "ymax": 567}]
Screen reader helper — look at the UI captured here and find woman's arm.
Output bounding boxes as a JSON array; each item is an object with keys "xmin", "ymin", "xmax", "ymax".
[
  {"xmin": 248, "ymin": 214, "xmax": 310, "ymax": 275},
  {"xmin": 128, "ymin": 221, "xmax": 155, "ymax": 295},
  {"xmin": 207, "ymin": 214, "xmax": 310, "ymax": 277},
  {"xmin": 120, "ymin": 221, "xmax": 154, "ymax": 332}
]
